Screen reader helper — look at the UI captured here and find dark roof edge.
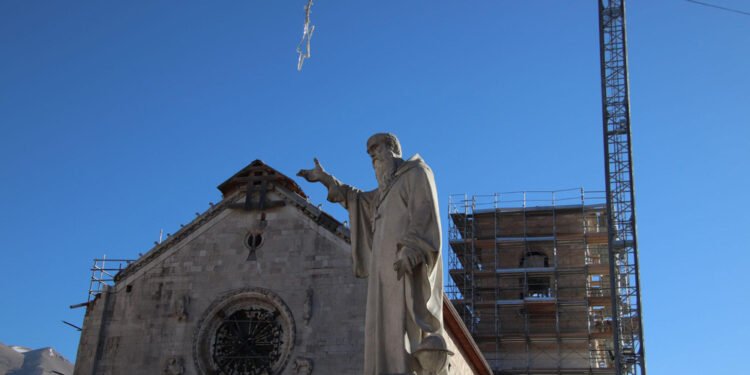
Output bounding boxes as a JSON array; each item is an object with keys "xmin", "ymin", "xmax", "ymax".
[
  {"xmin": 272, "ymin": 184, "xmax": 351, "ymax": 241},
  {"xmin": 443, "ymin": 293, "xmax": 493, "ymax": 375},
  {"xmin": 114, "ymin": 184, "xmax": 350, "ymax": 284},
  {"xmin": 114, "ymin": 189, "xmax": 242, "ymax": 283}
]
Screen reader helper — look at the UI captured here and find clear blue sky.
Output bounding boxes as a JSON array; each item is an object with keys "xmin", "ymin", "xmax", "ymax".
[{"xmin": 1, "ymin": 1, "xmax": 748, "ymax": 373}]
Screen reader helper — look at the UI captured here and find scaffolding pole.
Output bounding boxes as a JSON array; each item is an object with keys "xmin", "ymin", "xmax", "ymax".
[{"xmin": 88, "ymin": 256, "xmax": 135, "ymax": 301}]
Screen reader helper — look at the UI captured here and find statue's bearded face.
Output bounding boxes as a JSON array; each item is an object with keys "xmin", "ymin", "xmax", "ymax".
[{"xmin": 368, "ymin": 141, "xmax": 396, "ymax": 190}]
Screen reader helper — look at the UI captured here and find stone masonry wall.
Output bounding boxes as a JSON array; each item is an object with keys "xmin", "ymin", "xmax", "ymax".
[{"xmin": 75, "ymin": 190, "xmax": 367, "ymax": 375}]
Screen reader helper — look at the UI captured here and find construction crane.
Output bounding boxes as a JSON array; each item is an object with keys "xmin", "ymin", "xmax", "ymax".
[
  {"xmin": 597, "ymin": 1, "xmax": 646, "ymax": 374},
  {"xmin": 294, "ymin": 1, "xmax": 650, "ymax": 372}
]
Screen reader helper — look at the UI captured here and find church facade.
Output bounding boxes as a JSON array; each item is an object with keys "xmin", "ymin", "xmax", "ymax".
[{"xmin": 73, "ymin": 161, "xmax": 490, "ymax": 375}]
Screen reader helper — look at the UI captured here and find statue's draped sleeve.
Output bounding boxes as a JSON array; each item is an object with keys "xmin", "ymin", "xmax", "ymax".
[
  {"xmin": 326, "ymin": 180, "xmax": 375, "ymax": 278},
  {"xmin": 397, "ymin": 160, "xmax": 443, "ymax": 334}
]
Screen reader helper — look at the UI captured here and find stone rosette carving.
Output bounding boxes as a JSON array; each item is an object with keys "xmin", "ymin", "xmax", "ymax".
[{"xmin": 193, "ymin": 288, "xmax": 296, "ymax": 375}]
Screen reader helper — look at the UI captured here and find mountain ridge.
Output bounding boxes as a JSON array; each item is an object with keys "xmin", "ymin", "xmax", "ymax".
[{"xmin": 0, "ymin": 342, "xmax": 73, "ymax": 375}]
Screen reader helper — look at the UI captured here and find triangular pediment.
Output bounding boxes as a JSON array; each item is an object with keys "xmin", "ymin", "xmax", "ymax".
[{"xmin": 113, "ymin": 160, "xmax": 346, "ymax": 284}]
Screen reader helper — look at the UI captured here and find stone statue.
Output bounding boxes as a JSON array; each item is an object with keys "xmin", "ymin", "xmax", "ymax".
[
  {"xmin": 298, "ymin": 133, "xmax": 446, "ymax": 375},
  {"xmin": 162, "ymin": 356, "xmax": 184, "ymax": 375}
]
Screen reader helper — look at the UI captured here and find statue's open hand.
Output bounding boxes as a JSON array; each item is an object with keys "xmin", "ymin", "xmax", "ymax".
[
  {"xmin": 297, "ymin": 158, "xmax": 328, "ymax": 183},
  {"xmin": 394, "ymin": 247, "xmax": 424, "ymax": 280}
]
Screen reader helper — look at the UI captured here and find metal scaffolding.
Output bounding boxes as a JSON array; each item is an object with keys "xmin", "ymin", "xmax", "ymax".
[
  {"xmin": 597, "ymin": 1, "xmax": 646, "ymax": 374},
  {"xmin": 87, "ymin": 255, "xmax": 134, "ymax": 302},
  {"xmin": 446, "ymin": 189, "xmax": 616, "ymax": 374}
]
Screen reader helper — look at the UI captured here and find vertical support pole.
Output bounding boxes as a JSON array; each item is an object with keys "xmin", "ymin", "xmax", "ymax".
[
  {"xmin": 493, "ymin": 193, "xmax": 500, "ymax": 369},
  {"xmin": 88, "ymin": 258, "xmax": 97, "ymax": 302},
  {"xmin": 521, "ymin": 192, "xmax": 530, "ymax": 372},
  {"xmin": 598, "ymin": 1, "xmax": 646, "ymax": 374},
  {"xmin": 464, "ymin": 193, "xmax": 471, "ymax": 330},
  {"xmin": 552, "ymin": 191, "xmax": 562, "ymax": 372},
  {"xmin": 583, "ymin": 191, "xmax": 595, "ymax": 369},
  {"xmin": 469, "ymin": 194, "xmax": 477, "ymax": 334},
  {"xmin": 100, "ymin": 254, "xmax": 106, "ymax": 296}
]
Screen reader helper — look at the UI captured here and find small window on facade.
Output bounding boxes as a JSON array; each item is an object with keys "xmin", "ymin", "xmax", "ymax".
[{"xmin": 244, "ymin": 231, "xmax": 264, "ymax": 261}]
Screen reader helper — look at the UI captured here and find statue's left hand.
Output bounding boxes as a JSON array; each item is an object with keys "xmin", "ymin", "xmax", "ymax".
[{"xmin": 394, "ymin": 247, "xmax": 423, "ymax": 280}]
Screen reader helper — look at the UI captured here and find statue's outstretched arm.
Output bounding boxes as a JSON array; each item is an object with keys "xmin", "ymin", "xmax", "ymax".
[
  {"xmin": 298, "ymin": 158, "xmax": 359, "ymax": 209},
  {"xmin": 297, "ymin": 158, "xmax": 335, "ymax": 189}
]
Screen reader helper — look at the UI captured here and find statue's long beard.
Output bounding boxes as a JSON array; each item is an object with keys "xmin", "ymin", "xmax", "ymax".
[{"xmin": 373, "ymin": 158, "xmax": 396, "ymax": 191}]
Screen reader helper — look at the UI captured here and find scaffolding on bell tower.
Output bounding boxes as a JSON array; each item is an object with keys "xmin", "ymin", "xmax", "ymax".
[{"xmin": 446, "ymin": 189, "xmax": 616, "ymax": 374}]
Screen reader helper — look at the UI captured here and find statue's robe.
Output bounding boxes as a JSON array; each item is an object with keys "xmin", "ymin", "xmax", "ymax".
[{"xmin": 327, "ymin": 155, "xmax": 444, "ymax": 375}]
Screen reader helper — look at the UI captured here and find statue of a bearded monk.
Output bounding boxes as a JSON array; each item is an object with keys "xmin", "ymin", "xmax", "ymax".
[{"xmin": 298, "ymin": 133, "xmax": 447, "ymax": 375}]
